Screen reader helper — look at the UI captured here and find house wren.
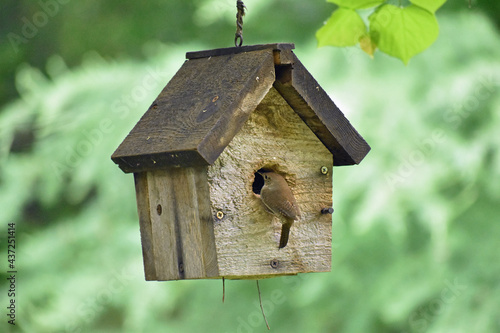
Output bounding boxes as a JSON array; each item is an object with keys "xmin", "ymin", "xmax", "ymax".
[{"xmin": 259, "ymin": 171, "xmax": 301, "ymax": 248}]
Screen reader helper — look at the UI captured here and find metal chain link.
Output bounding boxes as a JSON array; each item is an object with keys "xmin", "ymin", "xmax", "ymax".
[{"xmin": 234, "ymin": 1, "xmax": 246, "ymax": 47}]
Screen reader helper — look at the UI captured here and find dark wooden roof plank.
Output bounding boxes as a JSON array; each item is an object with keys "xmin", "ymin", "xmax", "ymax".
[
  {"xmin": 112, "ymin": 49, "xmax": 276, "ymax": 172},
  {"xmin": 274, "ymin": 55, "xmax": 370, "ymax": 166}
]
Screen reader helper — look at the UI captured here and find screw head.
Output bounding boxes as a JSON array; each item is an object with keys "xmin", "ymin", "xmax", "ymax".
[
  {"xmin": 156, "ymin": 204, "xmax": 162, "ymax": 215},
  {"xmin": 320, "ymin": 166, "xmax": 329, "ymax": 175},
  {"xmin": 216, "ymin": 211, "xmax": 224, "ymax": 220},
  {"xmin": 321, "ymin": 207, "xmax": 334, "ymax": 214},
  {"xmin": 270, "ymin": 259, "xmax": 279, "ymax": 269}
]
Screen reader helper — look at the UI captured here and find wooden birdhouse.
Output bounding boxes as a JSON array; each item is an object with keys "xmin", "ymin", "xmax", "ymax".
[{"xmin": 111, "ymin": 43, "xmax": 370, "ymax": 281}]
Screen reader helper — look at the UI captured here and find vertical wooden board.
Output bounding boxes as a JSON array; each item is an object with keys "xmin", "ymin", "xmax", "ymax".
[
  {"xmin": 208, "ymin": 87, "xmax": 333, "ymax": 278},
  {"xmin": 171, "ymin": 168, "xmax": 207, "ymax": 279},
  {"xmin": 147, "ymin": 170, "xmax": 180, "ymax": 280},
  {"xmin": 193, "ymin": 168, "xmax": 220, "ymax": 278},
  {"xmin": 146, "ymin": 168, "xmax": 218, "ymax": 280},
  {"xmin": 134, "ymin": 172, "xmax": 157, "ymax": 281}
]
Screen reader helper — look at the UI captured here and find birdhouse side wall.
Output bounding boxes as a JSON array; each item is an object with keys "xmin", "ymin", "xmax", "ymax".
[
  {"xmin": 207, "ymin": 87, "xmax": 333, "ymax": 279},
  {"xmin": 134, "ymin": 168, "xmax": 219, "ymax": 281}
]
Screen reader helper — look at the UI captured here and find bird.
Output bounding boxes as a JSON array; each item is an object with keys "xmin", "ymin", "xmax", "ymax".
[{"xmin": 258, "ymin": 171, "xmax": 301, "ymax": 248}]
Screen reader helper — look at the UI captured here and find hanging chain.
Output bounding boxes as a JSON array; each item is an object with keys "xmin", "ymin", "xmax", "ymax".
[{"xmin": 234, "ymin": 1, "xmax": 246, "ymax": 47}]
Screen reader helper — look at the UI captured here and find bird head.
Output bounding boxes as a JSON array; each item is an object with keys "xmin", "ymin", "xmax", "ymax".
[{"xmin": 258, "ymin": 171, "xmax": 279, "ymax": 186}]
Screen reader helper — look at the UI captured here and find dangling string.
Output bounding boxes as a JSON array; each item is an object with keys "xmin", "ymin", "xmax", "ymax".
[
  {"xmin": 235, "ymin": 1, "xmax": 246, "ymax": 47},
  {"xmin": 256, "ymin": 280, "xmax": 270, "ymax": 330},
  {"xmin": 222, "ymin": 277, "xmax": 225, "ymax": 303}
]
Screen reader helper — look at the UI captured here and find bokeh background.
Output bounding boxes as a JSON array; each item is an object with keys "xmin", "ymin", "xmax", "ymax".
[{"xmin": 1, "ymin": 0, "xmax": 500, "ymax": 332}]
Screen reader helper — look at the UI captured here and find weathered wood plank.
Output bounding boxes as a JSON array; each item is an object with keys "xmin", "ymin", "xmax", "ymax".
[
  {"xmin": 186, "ymin": 43, "xmax": 295, "ymax": 60},
  {"xmin": 273, "ymin": 48, "xmax": 295, "ymax": 65},
  {"xmin": 145, "ymin": 167, "xmax": 218, "ymax": 280},
  {"xmin": 197, "ymin": 52, "xmax": 275, "ymax": 169},
  {"xmin": 134, "ymin": 172, "xmax": 157, "ymax": 281},
  {"xmin": 193, "ymin": 168, "xmax": 220, "ymax": 278},
  {"xmin": 114, "ymin": 151, "xmax": 209, "ymax": 174},
  {"xmin": 111, "ymin": 49, "xmax": 276, "ymax": 173},
  {"xmin": 147, "ymin": 170, "xmax": 180, "ymax": 280},
  {"xmin": 171, "ymin": 168, "xmax": 203, "ymax": 279},
  {"xmin": 274, "ymin": 55, "xmax": 371, "ymax": 166},
  {"xmin": 208, "ymin": 87, "xmax": 333, "ymax": 279}
]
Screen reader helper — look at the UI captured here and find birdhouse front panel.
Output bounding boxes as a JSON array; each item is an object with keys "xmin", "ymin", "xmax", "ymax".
[{"xmin": 207, "ymin": 87, "xmax": 333, "ymax": 279}]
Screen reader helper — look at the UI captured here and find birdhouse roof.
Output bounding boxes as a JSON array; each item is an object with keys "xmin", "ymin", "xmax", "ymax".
[{"xmin": 111, "ymin": 43, "xmax": 370, "ymax": 173}]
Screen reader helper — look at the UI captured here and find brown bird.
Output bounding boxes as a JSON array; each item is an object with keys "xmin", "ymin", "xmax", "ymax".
[{"xmin": 259, "ymin": 171, "xmax": 301, "ymax": 248}]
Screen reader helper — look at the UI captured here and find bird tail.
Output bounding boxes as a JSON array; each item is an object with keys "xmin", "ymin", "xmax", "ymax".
[{"xmin": 279, "ymin": 220, "xmax": 293, "ymax": 249}]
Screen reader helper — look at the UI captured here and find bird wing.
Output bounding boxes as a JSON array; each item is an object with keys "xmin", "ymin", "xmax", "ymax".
[
  {"xmin": 275, "ymin": 198, "xmax": 300, "ymax": 220},
  {"xmin": 260, "ymin": 181, "xmax": 301, "ymax": 220}
]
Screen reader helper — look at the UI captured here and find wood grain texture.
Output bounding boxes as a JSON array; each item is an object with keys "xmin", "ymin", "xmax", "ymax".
[
  {"xmin": 147, "ymin": 170, "xmax": 180, "ymax": 280},
  {"xmin": 145, "ymin": 167, "xmax": 218, "ymax": 280},
  {"xmin": 274, "ymin": 54, "xmax": 371, "ymax": 166},
  {"xmin": 111, "ymin": 49, "xmax": 276, "ymax": 173},
  {"xmin": 207, "ymin": 87, "xmax": 333, "ymax": 279},
  {"xmin": 134, "ymin": 172, "xmax": 157, "ymax": 280},
  {"xmin": 186, "ymin": 43, "xmax": 295, "ymax": 60}
]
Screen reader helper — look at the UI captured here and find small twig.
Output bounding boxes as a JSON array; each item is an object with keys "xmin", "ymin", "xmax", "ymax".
[
  {"xmin": 256, "ymin": 280, "xmax": 270, "ymax": 330},
  {"xmin": 222, "ymin": 277, "xmax": 225, "ymax": 303}
]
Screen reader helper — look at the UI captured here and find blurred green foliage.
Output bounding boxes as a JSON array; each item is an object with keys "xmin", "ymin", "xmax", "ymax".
[{"xmin": 1, "ymin": 1, "xmax": 500, "ymax": 332}]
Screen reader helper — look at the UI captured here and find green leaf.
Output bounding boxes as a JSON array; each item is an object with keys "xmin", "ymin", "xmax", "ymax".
[
  {"xmin": 317, "ymin": 8, "xmax": 367, "ymax": 47},
  {"xmin": 328, "ymin": 0, "xmax": 385, "ymax": 9},
  {"xmin": 369, "ymin": 4, "xmax": 439, "ymax": 64},
  {"xmin": 410, "ymin": 0, "xmax": 447, "ymax": 13}
]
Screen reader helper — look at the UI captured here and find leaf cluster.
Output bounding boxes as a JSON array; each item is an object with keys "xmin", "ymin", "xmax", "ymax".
[{"xmin": 317, "ymin": 0, "xmax": 447, "ymax": 63}]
